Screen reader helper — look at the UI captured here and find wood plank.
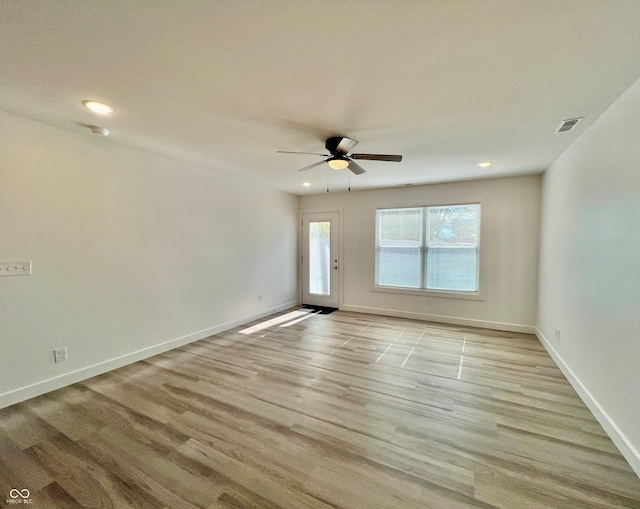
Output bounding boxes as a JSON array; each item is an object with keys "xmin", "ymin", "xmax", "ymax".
[{"xmin": 0, "ymin": 308, "xmax": 638, "ymax": 507}]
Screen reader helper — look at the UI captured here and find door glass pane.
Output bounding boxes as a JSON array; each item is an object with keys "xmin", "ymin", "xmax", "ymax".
[{"xmin": 309, "ymin": 221, "xmax": 331, "ymax": 295}]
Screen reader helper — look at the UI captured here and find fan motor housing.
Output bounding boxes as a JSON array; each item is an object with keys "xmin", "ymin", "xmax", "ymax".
[{"xmin": 325, "ymin": 137, "xmax": 341, "ymax": 153}]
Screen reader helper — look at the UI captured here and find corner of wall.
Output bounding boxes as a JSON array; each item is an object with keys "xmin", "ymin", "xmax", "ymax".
[{"xmin": 535, "ymin": 328, "xmax": 640, "ymax": 477}]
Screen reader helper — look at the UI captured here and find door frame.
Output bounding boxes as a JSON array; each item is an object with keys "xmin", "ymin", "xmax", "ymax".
[{"xmin": 299, "ymin": 208, "xmax": 343, "ymax": 309}]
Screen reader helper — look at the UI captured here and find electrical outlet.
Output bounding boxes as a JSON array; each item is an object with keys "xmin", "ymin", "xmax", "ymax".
[
  {"xmin": 555, "ymin": 328, "xmax": 561, "ymax": 341},
  {"xmin": 54, "ymin": 347, "xmax": 67, "ymax": 363}
]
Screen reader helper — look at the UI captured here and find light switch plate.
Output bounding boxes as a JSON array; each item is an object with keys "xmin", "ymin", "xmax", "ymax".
[{"xmin": 0, "ymin": 261, "xmax": 32, "ymax": 276}]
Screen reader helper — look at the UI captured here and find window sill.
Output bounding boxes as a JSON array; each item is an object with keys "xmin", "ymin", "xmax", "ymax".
[{"xmin": 372, "ymin": 285, "xmax": 485, "ymax": 301}]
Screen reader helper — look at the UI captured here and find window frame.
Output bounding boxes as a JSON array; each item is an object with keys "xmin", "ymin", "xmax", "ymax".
[{"xmin": 373, "ymin": 198, "xmax": 485, "ymax": 301}]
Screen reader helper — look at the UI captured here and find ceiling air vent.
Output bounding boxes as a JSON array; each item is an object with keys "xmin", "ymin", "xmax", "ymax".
[{"xmin": 556, "ymin": 117, "xmax": 583, "ymax": 133}]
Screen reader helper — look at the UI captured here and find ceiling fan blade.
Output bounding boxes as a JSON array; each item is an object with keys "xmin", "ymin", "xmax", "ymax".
[
  {"xmin": 297, "ymin": 159, "xmax": 328, "ymax": 172},
  {"xmin": 347, "ymin": 159, "xmax": 366, "ymax": 175},
  {"xmin": 351, "ymin": 153, "xmax": 402, "ymax": 162},
  {"xmin": 325, "ymin": 136, "xmax": 359, "ymax": 155},
  {"xmin": 335, "ymin": 137, "xmax": 359, "ymax": 154},
  {"xmin": 277, "ymin": 150, "xmax": 329, "ymax": 157}
]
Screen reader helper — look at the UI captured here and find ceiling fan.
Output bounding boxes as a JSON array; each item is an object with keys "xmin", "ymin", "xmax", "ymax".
[{"xmin": 278, "ymin": 136, "xmax": 402, "ymax": 175}]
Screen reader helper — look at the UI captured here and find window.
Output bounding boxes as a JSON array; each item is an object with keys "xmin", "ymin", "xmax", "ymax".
[{"xmin": 376, "ymin": 203, "xmax": 480, "ymax": 293}]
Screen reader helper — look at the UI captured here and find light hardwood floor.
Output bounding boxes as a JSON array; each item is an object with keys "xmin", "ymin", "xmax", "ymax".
[{"xmin": 1, "ymin": 309, "xmax": 639, "ymax": 508}]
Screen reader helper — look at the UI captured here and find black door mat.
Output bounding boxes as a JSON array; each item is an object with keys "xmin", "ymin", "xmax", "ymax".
[{"xmin": 300, "ymin": 305, "xmax": 338, "ymax": 315}]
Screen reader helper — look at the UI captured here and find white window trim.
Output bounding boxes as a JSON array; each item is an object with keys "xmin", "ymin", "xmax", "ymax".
[{"xmin": 372, "ymin": 196, "xmax": 486, "ymax": 301}]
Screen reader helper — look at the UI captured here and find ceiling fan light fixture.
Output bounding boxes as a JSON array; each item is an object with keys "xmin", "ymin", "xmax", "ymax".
[
  {"xmin": 477, "ymin": 161, "xmax": 493, "ymax": 168},
  {"xmin": 327, "ymin": 157, "xmax": 349, "ymax": 170},
  {"xmin": 301, "ymin": 182, "xmax": 311, "ymax": 187}
]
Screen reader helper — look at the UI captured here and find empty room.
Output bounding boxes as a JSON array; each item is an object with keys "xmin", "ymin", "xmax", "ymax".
[{"xmin": 1, "ymin": 1, "xmax": 639, "ymax": 508}]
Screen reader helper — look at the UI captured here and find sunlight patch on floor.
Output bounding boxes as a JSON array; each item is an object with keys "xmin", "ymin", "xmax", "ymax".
[{"xmin": 238, "ymin": 309, "xmax": 319, "ymax": 335}]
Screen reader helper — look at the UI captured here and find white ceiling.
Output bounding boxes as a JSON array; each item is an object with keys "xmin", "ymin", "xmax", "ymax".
[{"xmin": 1, "ymin": 1, "xmax": 639, "ymax": 195}]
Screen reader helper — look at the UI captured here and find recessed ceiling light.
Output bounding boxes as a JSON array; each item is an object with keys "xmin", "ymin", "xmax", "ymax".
[
  {"xmin": 477, "ymin": 161, "xmax": 493, "ymax": 168},
  {"xmin": 82, "ymin": 100, "xmax": 114, "ymax": 115},
  {"xmin": 302, "ymin": 182, "xmax": 311, "ymax": 187}
]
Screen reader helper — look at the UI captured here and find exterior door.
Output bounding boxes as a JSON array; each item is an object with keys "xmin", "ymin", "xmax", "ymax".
[{"xmin": 302, "ymin": 212, "xmax": 340, "ymax": 308}]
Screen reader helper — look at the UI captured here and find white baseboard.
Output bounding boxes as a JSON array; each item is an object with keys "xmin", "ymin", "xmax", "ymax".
[
  {"xmin": 0, "ymin": 300, "xmax": 299, "ymax": 410},
  {"xmin": 535, "ymin": 328, "xmax": 640, "ymax": 478},
  {"xmin": 339, "ymin": 304, "xmax": 536, "ymax": 334}
]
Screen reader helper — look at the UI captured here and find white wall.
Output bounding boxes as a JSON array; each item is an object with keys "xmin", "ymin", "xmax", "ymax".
[
  {"xmin": 0, "ymin": 111, "xmax": 299, "ymax": 408},
  {"xmin": 300, "ymin": 175, "xmax": 541, "ymax": 331},
  {"xmin": 537, "ymin": 78, "xmax": 640, "ymax": 475}
]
